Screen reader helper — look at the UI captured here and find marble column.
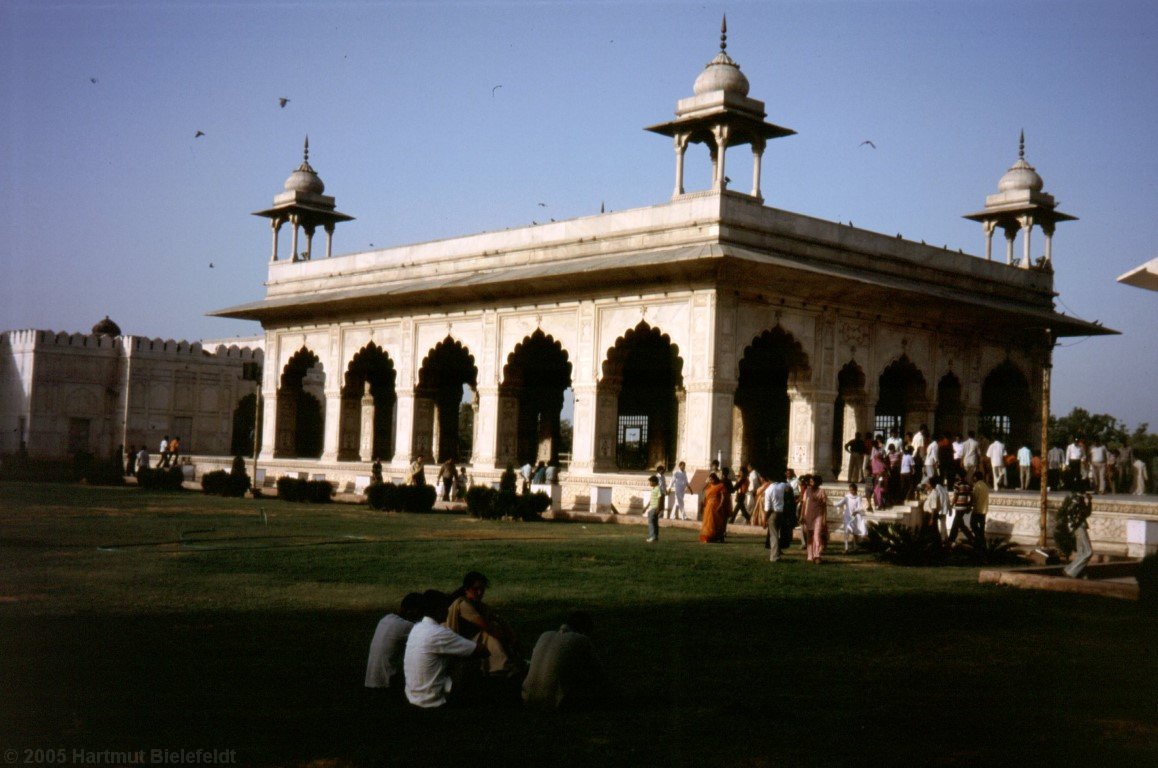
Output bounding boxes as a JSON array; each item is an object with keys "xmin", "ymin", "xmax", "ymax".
[
  {"xmin": 320, "ymin": 390, "xmax": 342, "ymax": 462},
  {"xmin": 358, "ymin": 383, "xmax": 375, "ymax": 462}
]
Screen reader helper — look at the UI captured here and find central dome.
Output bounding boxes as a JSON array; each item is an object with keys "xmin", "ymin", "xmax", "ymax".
[{"xmin": 693, "ymin": 51, "xmax": 750, "ymax": 96}]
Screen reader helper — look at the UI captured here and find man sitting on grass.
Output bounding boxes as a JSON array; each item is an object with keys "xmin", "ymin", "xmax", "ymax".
[
  {"xmin": 403, "ymin": 590, "xmax": 488, "ymax": 709},
  {"xmin": 364, "ymin": 592, "xmax": 423, "ymax": 702},
  {"xmin": 522, "ymin": 610, "xmax": 606, "ymax": 711}
]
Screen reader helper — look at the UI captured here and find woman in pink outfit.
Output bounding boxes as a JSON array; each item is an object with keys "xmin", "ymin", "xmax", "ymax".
[{"xmin": 800, "ymin": 474, "xmax": 830, "ymax": 563}]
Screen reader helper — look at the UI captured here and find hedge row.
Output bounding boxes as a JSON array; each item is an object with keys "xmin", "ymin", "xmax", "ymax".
[
  {"xmin": 201, "ymin": 470, "xmax": 251, "ymax": 497},
  {"xmin": 137, "ymin": 466, "xmax": 186, "ymax": 491},
  {"xmin": 276, "ymin": 476, "xmax": 334, "ymax": 503},
  {"xmin": 464, "ymin": 486, "xmax": 550, "ymax": 521},
  {"xmin": 365, "ymin": 482, "xmax": 437, "ymax": 513}
]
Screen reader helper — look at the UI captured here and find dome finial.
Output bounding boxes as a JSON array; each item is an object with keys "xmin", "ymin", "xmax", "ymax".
[
  {"xmin": 1018, "ymin": 129, "xmax": 1025, "ymax": 160},
  {"xmin": 303, "ymin": 135, "xmax": 310, "ymax": 164},
  {"xmin": 720, "ymin": 14, "xmax": 728, "ymax": 52}
]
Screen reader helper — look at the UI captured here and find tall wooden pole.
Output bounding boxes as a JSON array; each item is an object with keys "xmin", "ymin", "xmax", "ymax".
[{"xmin": 1039, "ymin": 329, "xmax": 1053, "ymax": 547}]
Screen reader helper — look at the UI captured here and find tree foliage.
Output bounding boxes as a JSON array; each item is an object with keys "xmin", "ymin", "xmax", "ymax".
[{"xmin": 1048, "ymin": 407, "xmax": 1156, "ymax": 459}]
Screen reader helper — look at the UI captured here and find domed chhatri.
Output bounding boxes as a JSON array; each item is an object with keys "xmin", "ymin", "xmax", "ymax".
[
  {"xmin": 91, "ymin": 316, "xmax": 122, "ymax": 337},
  {"xmin": 997, "ymin": 131, "xmax": 1044, "ymax": 193},
  {"xmin": 693, "ymin": 16, "xmax": 750, "ymax": 97},
  {"xmin": 963, "ymin": 130, "xmax": 1076, "ymax": 269},
  {"xmin": 283, "ymin": 136, "xmax": 326, "ymax": 195},
  {"xmin": 252, "ymin": 136, "xmax": 353, "ymax": 262},
  {"xmin": 645, "ymin": 15, "xmax": 794, "ymax": 201}
]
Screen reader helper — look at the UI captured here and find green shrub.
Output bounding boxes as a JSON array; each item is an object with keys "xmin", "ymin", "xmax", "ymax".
[
  {"xmin": 275, "ymin": 477, "xmax": 334, "ymax": 503},
  {"xmin": 201, "ymin": 466, "xmax": 250, "ymax": 497},
  {"xmin": 949, "ymin": 529, "xmax": 1025, "ymax": 566},
  {"xmin": 465, "ymin": 485, "xmax": 547, "ymax": 521},
  {"xmin": 366, "ymin": 483, "xmax": 435, "ymax": 513},
  {"xmin": 864, "ymin": 522, "xmax": 947, "ymax": 567},
  {"xmin": 137, "ymin": 466, "xmax": 185, "ymax": 491}
]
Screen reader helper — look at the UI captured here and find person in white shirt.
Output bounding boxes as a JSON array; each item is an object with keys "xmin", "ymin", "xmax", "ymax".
[
  {"xmin": 1065, "ymin": 440, "xmax": 1085, "ymax": 489},
  {"xmin": 1017, "ymin": 444, "xmax": 1033, "ymax": 490},
  {"xmin": 403, "ymin": 591, "xmax": 487, "ymax": 709},
  {"xmin": 1088, "ymin": 440, "xmax": 1109, "ymax": 494},
  {"xmin": 986, "ymin": 438, "xmax": 1006, "ymax": 489},
  {"xmin": 746, "ymin": 466, "xmax": 761, "ymax": 522},
  {"xmin": 911, "ymin": 426, "xmax": 928, "ymax": 463},
  {"xmin": 961, "ymin": 432, "xmax": 981, "ymax": 477},
  {"xmin": 951, "ymin": 434, "xmax": 965, "ymax": 475},
  {"xmin": 1047, "ymin": 444, "xmax": 1065, "ymax": 490},
  {"xmin": 764, "ymin": 480, "xmax": 788, "ymax": 562},
  {"xmin": 365, "ymin": 593, "xmax": 423, "ymax": 696},
  {"xmin": 835, "ymin": 484, "xmax": 867, "ymax": 552},
  {"xmin": 923, "ymin": 439, "xmax": 939, "ymax": 483},
  {"xmin": 669, "ymin": 461, "xmax": 689, "ymax": 520},
  {"xmin": 1132, "ymin": 458, "xmax": 1149, "ymax": 495},
  {"xmin": 158, "ymin": 435, "xmax": 171, "ymax": 469}
]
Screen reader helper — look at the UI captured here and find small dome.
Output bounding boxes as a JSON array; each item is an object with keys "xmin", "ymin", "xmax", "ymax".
[
  {"xmin": 92, "ymin": 316, "xmax": 121, "ymax": 336},
  {"xmin": 693, "ymin": 52, "xmax": 750, "ymax": 96},
  {"xmin": 998, "ymin": 157, "xmax": 1044, "ymax": 193},
  {"xmin": 284, "ymin": 161, "xmax": 325, "ymax": 195},
  {"xmin": 283, "ymin": 136, "xmax": 325, "ymax": 195}
]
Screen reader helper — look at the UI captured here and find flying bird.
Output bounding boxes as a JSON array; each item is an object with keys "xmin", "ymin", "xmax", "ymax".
[
  {"xmin": 492, "ymin": 85, "xmax": 502, "ymax": 96},
  {"xmin": 194, "ymin": 130, "xmax": 205, "ymax": 138},
  {"xmin": 278, "ymin": 98, "xmax": 290, "ymax": 108},
  {"xmin": 537, "ymin": 202, "xmax": 546, "ymax": 207},
  {"xmin": 89, "ymin": 77, "xmax": 98, "ymax": 84},
  {"xmin": 209, "ymin": 262, "xmax": 214, "ymax": 268},
  {"xmin": 859, "ymin": 140, "xmax": 877, "ymax": 149}
]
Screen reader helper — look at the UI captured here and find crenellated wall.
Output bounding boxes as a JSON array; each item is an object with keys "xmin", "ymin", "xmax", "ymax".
[{"xmin": 0, "ymin": 328, "xmax": 263, "ymax": 459}]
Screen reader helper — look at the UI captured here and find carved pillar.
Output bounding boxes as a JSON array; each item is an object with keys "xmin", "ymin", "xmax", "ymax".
[
  {"xmin": 289, "ymin": 215, "xmax": 300, "ymax": 262},
  {"xmin": 673, "ymin": 133, "xmax": 689, "ymax": 198},
  {"xmin": 304, "ymin": 225, "xmax": 316, "ymax": 262},
  {"xmin": 751, "ymin": 137, "xmax": 766, "ymax": 200},
  {"xmin": 569, "ymin": 383, "xmax": 598, "ymax": 473},
  {"xmin": 712, "ymin": 125, "xmax": 731, "ymax": 191},
  {"xmin": 339, "ymin": 396, "xmax": 360, "ymax": 460},
  {"xmin": 394, "ymin": 389, "xmax": 416, "ymax": 464},
  {"xmin": 1018, "ymin": 214, "xmax": 1034, "ymax": 269},
  {"xmin": 982, "ymin": 219, "xmax": 997, "ymax": 262},
  {"xmin": 270, "ymin": 217, "xmax": 283, "ymax": 262},
  {"xmin": 1042, "ymin": 222, "xmax": 1055, "ymax": 265},
  {"xmin": 1002, "ymin": 224, "xmax": 1017, "ymax": 266},
  {"xmin": 358, "ymin": 382, "xmax": 375, "ymax": 462},
  {"xmin": 324, "ymin": 223, "xmax": 335, "ymax": 259},
  {"xmin": 495, "ymin": 390, "xmax": 519, "ymax": 469},
  {"xmin": 320, "ymin": 390, "xmax": 341, "ymax": 462}
]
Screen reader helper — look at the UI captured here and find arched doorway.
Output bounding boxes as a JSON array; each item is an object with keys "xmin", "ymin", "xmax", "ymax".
[
  {"xmin": 276, "ymin": 348, "xmax": 324, "ymax": 458},
  {"xmin": 340, "ymin": 344, "xmax": 397, "ymax": 461},
  {"xmin": 600, "ymin": 322, "xmax": 684, "ymax": 471},
  {"xmin": 416, "ymin": 337, "xmax": 478, "ymax": 463},
  {"xmin": 935, "ymin": 372, "xmax": 964, "ymax": 437},
  {"xmin": 875, "ymin": 355, "xmax": 928, "ymax": 438},
  {"xmin": 980, "ymin": 362, "xmax": 1032, "ymax": 445},
  {"xmin": 735, "ymin": 327, "xmax": 810, "ymax": 478},
  {"xmin": 833, "ymin": 361, "xmax": 867, "ymax": 477},
  {"xmin": 500, "ymin": 330, "xmax": 572, "ymax": 466},
  {"xmin": 230, "ymin": 393, "xmax": 261, "ymax": 457}
]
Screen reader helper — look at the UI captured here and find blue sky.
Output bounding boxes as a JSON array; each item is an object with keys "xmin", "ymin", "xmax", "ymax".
[{"xmin": 1, "ymin": 0, "xmax": 1154, "ymax": 428}]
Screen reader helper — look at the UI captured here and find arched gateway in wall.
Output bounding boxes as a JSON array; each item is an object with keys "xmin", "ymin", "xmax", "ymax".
[
  {"xmin": 276, "ymin": 348, "xmax": 324, "ymax": 458},
  {"xmin": 980, "ymin": 361, "xmax": 1032, "ymax": 445},
  {"xmin": 735, "ymin": 327, "xmax": 810, "ymax": 478},
  {"xmin": 340, "ymin": 343, "xmax": 397, "ymax": 462},
  {"xmin": 415, "ymin": 337, "xmax": 477, "ymax": 463},
  {"xmin": 599, "ymin": 323, "xmax": 683, "ymax": 471},
  {"xmin": 498, "ymin": 330, "xmax": 572, "ymax": 466},
  {"xmin": 875, "ymin": 355, "xmax": 929, "ymax": 438}
]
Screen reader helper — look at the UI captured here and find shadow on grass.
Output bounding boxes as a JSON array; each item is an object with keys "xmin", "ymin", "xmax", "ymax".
[{"xmin": 2, "ymin": 592, "xmax": 1155, "ymax": 768}]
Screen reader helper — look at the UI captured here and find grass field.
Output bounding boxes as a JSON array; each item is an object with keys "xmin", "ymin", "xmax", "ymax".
[{"xmin": 0, "ymin": 481, "xmax": 1154, "ymax": 768}]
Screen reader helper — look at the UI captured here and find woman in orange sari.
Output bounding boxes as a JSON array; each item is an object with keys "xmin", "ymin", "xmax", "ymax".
[
  {"xmin": 800, "ymin": 474, "xmax": 830, "ymax": 563},
  {"xmin": 699, "ymin": 472, "xmax": 728, "ymax": 543}
]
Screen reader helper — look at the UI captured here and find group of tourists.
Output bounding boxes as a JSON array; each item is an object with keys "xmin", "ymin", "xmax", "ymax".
[
  {"xmin": 1051, "ymin": 437, "xmax": 1148, "ymax": 495},
  {"xmin": 123, "ymin": 435, "xmax": 182, "ymax": 475},
  {"xmin": 364, "ymin": 571, "xmax": 605, "ymax": 711}
]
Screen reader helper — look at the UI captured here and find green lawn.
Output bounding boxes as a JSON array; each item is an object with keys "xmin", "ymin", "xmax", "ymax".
[{"xmin": 0, "ymin": 482, "xmax": 1154, "ymax": 768}]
